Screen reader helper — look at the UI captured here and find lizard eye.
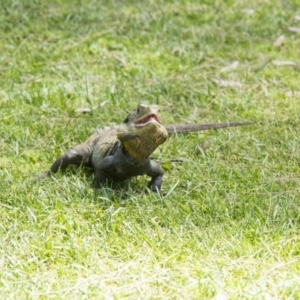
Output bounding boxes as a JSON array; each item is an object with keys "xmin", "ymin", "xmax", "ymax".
[{"xmin": 123, "ymin": 117, "xmax": 129, "ymax": 123}]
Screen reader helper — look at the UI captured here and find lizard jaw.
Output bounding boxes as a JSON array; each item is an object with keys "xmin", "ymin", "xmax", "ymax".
[{"xmin": 135, "ymin": 114, "xmax": 161, "ymax": 126}]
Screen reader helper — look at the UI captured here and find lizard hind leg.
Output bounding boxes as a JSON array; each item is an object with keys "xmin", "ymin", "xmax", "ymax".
[{"xmin": 41, "ymin": 143, "xmax": 92, "ymax": 179}]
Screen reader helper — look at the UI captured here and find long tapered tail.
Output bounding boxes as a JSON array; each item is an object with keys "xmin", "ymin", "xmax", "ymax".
[{"xmin": 164, "ymin": 121, "xmax": 256, "ymax": 134}]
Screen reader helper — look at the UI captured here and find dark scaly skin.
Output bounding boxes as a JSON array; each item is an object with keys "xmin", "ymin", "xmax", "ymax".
[
  {"xmin": 40, "ymin": 104, "xmax": 168, "ymax": 192},
  {"xmin": 164, "ymin": 121, "xmax": 255, "ymax": 134},
  {"xmin": 39, "ymin": 104, "xmax": 255, "ymax": 191}
]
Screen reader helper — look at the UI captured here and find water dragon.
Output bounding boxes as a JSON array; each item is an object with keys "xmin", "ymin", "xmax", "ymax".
[{"xmin": 40, "ymin": 104, "xmax": 254, "ymax": 191}]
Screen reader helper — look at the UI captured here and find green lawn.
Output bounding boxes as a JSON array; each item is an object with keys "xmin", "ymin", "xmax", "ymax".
[{"xmin": 1, "ymin": 0, "xmax": 300, "ymax": 298}]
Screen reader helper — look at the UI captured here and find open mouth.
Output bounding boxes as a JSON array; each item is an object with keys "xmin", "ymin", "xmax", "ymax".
[{"xmin": 135, "ymin": 114, "xmax": 161, "ymax": 125}]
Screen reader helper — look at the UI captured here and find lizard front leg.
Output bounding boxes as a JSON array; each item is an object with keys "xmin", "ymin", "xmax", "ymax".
[
  {"xmin": 147, "ymin": 160, "xmax": 164, "ymax": 192},
  {"xmin": 92, "ymin": 156, "xmax": 116, "ymax": 189},
  {"xmin": 40, "ymin": 143, "xmax": 92, "ymax": 180}
]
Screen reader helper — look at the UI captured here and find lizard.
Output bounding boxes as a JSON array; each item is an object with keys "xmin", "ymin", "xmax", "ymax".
[{"xmin": 39, "ymin": 104, "xmax": 255, "ymax": 192}]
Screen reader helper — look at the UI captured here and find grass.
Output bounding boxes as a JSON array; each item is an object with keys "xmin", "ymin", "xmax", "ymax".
[{"xmin": 1, "ymin": 0, "xmax": 300, "ymax": 298}]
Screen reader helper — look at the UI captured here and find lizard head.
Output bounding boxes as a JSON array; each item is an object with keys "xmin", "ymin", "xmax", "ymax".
[
  {"xmin": 118, "ymin": 104, "xmax": 168, "ymax": 162},
  {"xmin": 123, "ymin": 104, "xmax": 162, "ymax": 126}
]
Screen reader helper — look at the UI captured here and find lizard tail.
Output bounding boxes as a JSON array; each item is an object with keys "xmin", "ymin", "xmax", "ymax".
[{"xmin": 164, "ymin": 121, "xmax": 256, "ymax": 134}]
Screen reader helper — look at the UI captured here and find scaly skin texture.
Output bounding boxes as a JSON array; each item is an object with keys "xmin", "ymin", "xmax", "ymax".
[
  {"xmin": 40, "ymin": 104, "xmax": 168, "ymax": 191},
  {"xmin": 164, "ymin": 121, "xmax": 255, "ymax": 134},
  {"xmin": 40, "ymin": 104, "xmax": 254, "ymax": 191}
]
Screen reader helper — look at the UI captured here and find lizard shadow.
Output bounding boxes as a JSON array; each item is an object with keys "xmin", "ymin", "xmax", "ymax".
[{"xmin": 66, "ymin": 165, "xmax": 157, "ymax": 204}]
